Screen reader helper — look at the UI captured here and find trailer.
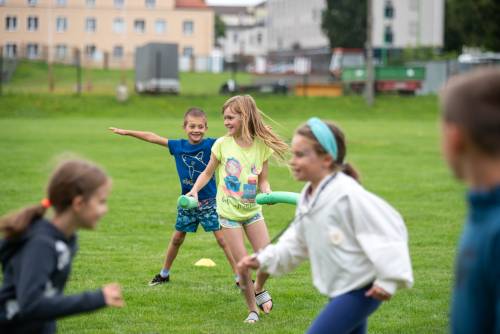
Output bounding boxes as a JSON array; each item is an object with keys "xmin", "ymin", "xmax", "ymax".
[
  {"xmin": 342, "ymin": 66, "xmax": 425, "ymax": 95},
  {"xmin": 135, "ymin": 43, "xmax": 180, "ymax": 94},
  {"xmin": 330, "ymin": 48, "xmax": 426, "ymax": 95}
]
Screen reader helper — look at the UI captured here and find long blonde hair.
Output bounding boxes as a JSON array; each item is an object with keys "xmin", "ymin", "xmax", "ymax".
[{"xmin": 222, "ymin": 95, "xmax": 288, "ymax": 161}]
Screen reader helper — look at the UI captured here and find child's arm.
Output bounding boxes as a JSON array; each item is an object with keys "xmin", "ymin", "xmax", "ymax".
[
  {"xmin": 186, "ymin": 153, "xmax": 219, "ymax": 199},
  {"xmin": 109, "ymin": 127, "xmax": 168, "ymax": 146},
  {"xmin": 14, "ymin": 238, "xmax": 111, "ymax": 320},
  {"xmin": 258, "ymin": 160, "xmax": 272, "ymax": 193},
  {"xmin": 241, "ymin": 222, "xmax": 308, "ymax": 276}
]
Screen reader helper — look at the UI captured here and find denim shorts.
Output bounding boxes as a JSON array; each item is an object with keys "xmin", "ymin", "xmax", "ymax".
[
  {"xmin": 176, "ymin": 198, "xmax": 220, "ymax": 233},
  {"xmin": 219, "ymin": 212, "xmax": 264, "ymax": 229}
]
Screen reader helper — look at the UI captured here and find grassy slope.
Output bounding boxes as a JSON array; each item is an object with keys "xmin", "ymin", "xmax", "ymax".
[{"xmin": 0, "ymin": 63, "xmax": 462, "ymax": 333}]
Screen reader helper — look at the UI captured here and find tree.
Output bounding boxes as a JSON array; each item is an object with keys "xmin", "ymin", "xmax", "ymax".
[
  {"xmin": 321, "ymin": 0, "xmax": 367, "ymax": 49},
  {"xmin": 445, "ymin": 0, "xmax": 500, "ymax": 52},
  {"xmin": 214, "ymin": 15, "xmax": 226, "ymax": 40}
]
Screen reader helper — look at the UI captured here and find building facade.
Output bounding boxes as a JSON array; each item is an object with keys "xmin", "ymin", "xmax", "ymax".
[
  {"xmin": 212, "ymin": 2, "xmax": 266, "ymax": 63},
  {"xmin": 373, "ymin": 0, "xmax": 444, "ymax": 48},
  {"xmin": 0, "ymin": 0, "xmax": 213, "ymax": 68},
  {"xmin": 266, "ymin": 0, "xmax": 327, "ymax": 52}
]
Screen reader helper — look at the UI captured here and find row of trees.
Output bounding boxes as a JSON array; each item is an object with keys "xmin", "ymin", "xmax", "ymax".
[{"xmin": 321, "ymin": 0, "xmax": 500, "ymax": 52}]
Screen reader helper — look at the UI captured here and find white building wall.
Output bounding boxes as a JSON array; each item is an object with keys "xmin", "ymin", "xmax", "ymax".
[
  {"xmin": 267, "ymin": 0, "xmax": 327, "ymax": 51},
  {"xmin": 372, "ymin": 0, "xmax": 444, "ymax": 48}
]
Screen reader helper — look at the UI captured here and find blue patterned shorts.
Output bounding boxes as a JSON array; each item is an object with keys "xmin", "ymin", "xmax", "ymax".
[{"xmin": 176, "ymin": 198, "xmax": 220, "ymax": 232}]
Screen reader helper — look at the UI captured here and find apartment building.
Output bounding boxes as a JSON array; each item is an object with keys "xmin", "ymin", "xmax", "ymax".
[
  {"xmin": 373, "ymin": 0, "xmax": 444, "ymax": 48},
  {"xmin": 212, "ymin": 1, "xmax": 266, "ymax": 63},
  {"xmin": 267, "ymin": 0, "xmax": 327, "ymax": 52},
  {"xmin": 0, "ymin": 0, "xmax": 213, "ymax": 68}
]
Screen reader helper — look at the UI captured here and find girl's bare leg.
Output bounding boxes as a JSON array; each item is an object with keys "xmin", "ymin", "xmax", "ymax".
[
  {"xmin": 222, "ymin": 227, "xmax": 259, "ymax": 314},
  {"xmin": 245, "ymin": 219, "xmax": 273, "ymax": 313}
]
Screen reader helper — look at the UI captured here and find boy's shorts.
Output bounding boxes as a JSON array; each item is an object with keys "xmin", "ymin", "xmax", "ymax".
[
  {"xmin": 176, "ymin": 198, "xmax": 220, "ymax": 233},
  {"xmin": 219, "ymin": 212, "xmax": 264, "ymax": 229}
]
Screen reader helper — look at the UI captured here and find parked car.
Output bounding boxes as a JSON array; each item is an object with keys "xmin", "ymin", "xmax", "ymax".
[{"xmin": 219, "ymin": 79, "xmax": 289, "ymax": 95}]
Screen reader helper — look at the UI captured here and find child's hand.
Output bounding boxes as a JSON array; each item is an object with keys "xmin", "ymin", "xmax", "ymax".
[
  {"xmin": 185, "ymin": 190, "xmax": 198, "ymax": 200},
  {"xmin": 365, "ymin": 285, "xmax": 392, "ymax": 301},
  {"xmin": 102, "ymin": 283, "xmax": 125, "ymax": 307},
  {"xmin": 109, "ymin": 127, "xmax": 127, "ymax": 135},
  {"xmin": 237, "ymin": 254, "xmax": 260, "ymax": 272}
]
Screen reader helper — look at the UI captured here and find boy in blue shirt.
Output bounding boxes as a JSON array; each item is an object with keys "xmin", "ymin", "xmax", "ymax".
[
  {"xmin": 440, "ymin": 68, "xmax": 500, "ymax": 333},
  {"xmin": 109, "ymin": 107, "xmax": 238, "ymax": 286}
]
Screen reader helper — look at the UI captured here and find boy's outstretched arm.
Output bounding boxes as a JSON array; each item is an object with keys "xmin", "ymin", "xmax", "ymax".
[{"xmin": 108, "ymin": 127, "xmax": 168, "ymax": 146}]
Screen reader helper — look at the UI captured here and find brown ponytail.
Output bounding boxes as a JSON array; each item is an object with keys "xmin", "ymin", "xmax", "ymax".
[
  {"xmin": 0, "ymin": 159, "xmax": 108, "ymax": 240},
  {"xmin": 296, "ymin": 120, "xmax": 361, "ymax": 182},
  {"xmin": 0, "ymin": 204, "xmax": 47, "ymax": 239}
]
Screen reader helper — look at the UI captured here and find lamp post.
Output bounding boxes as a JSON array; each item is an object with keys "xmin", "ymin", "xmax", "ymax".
[{"xmin": 365, "ymin": 0, "xmax": 374, "ymax": 106}]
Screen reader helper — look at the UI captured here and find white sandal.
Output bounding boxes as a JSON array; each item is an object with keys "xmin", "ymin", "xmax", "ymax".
[
  {"xmin": 255, "ymin": 290, "xmax": 273, "ymax": 313},
  {"xmin": 244, "ymin": 311, "xmax": 259, "ymax": 323}
]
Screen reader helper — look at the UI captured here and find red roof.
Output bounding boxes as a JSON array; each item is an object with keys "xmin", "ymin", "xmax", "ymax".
[{"xmin": 176, "ymin": 0, "xmax": 208, "ymax": 9}]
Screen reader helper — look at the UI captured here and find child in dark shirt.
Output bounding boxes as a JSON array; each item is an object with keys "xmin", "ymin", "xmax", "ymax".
[
  {"xmin": 109, "ymin": 107, "xmax": 237, "ymax": 286},
  {"xmin": 440, "ymin": 68, "xmax": 500, "ymax": 333},
  {"xmin": 0, "ymin": 159, "xmax": 124, "ymax": 334}
]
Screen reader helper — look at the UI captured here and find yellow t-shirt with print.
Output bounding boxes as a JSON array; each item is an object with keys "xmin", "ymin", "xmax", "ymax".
[{"xmin": 212, "ymin": 136, "xmax": 273, "ymax": 221}]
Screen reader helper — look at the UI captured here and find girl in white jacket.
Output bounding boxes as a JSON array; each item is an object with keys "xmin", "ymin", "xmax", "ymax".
[{"xmin": 238, "ymin": 118, "xmax": 413, "ymax": 334}]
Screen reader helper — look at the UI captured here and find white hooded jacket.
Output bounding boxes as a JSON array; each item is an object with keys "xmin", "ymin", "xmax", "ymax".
[{"xmin": 257, "ymin": 172, "xmax": 414, "ymax": 298}]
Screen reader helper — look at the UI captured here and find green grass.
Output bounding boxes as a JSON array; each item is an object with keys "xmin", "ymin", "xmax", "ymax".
[
  {"xmin": 3, "ymin": 60, "xmax": 252, "ymax": 96},
  {"xmin": 0, "ymin": 64, "xmax": 463, "ymax": 333}
]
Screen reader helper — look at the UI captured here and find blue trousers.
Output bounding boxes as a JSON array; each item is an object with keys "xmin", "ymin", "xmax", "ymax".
[{"xmin": 307, "ymin": 285, "xmax": 382, "ymax": 334}]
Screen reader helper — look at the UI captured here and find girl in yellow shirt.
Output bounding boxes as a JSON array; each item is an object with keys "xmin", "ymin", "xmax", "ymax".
[{"xmin": 188, "ymin": 95, "xmax": 288, "ymax": 323}]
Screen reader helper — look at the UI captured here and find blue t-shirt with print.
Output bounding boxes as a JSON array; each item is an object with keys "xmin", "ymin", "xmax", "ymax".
[{"xmin": 168, "ymin": 138, "xmax": 216, "ymax": 201}]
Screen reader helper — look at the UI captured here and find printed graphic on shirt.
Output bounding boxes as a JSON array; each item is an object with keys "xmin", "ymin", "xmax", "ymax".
[
  {"xmin": 223, "ymin": 158, "xmax": 242, "ymax": 197},
  {"xmin": 55, "ymin": 241, "xmax": 70, "ymax": 270},
  {"xmin": 222, "ymin": 157, "xmax": 260, "ymax": 204},
  {"xmin": 182, "ymin": 152, "xmax": 207, "ymax": 179}
]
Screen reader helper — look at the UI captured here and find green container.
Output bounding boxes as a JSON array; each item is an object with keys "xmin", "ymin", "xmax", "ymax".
[
  {"xmin": 177, "ymin": 195, "xmax": 198, "ymax": 209},
  {"xmin": 342, "ymin": 66, "xmax": 425, "ymax": 82}
]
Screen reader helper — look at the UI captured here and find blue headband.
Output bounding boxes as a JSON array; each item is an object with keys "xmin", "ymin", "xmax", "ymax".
[{"xmin": 307, "ymin": 117, "xmax": 338, "ymax": 160}]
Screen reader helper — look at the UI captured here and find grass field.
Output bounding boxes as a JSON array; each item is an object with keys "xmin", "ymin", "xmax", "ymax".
[{"xmin": 0, "ymin": 65, "xmax": 464, "ymax": 333}]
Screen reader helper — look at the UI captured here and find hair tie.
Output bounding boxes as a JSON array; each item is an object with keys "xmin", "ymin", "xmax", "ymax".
[
  {"xmin": 41, "ymin": 198, "xmax": 51, "ymax": 209},
  {"xmin": 307, "ymin": 117, "xmax": 338, "ymax": 160}
]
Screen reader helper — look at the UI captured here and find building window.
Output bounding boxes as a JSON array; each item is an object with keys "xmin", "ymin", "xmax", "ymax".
[
  {"xmin": 27, "ymin": 0, "xmax": 36, "ymax": 6},
  {"xmin": 55, "ymin": 44, "xmax": 67, "ymax": 59},
  {"xmin": 85, "ymin": 17, "xmax": 96, "ymax": 32},
  {"xmin": 155, "ymin": 19, "xmax": 166, "ymax": 34},
  {"xmin": 134, "ymin": 19, "xmax": 145, "ymax": 33},
  {"xmin": 56, "ymin": 17, "xmax": 67, "ymax": 32},
  {"xmin": 233, "ymin": 32, "xmax": 238, "ymax": 43},
  {"xmin": 113, "ymin": 18, "xmax": 125, "ymax": 33},
  {"xmin": 409, "ymin": 21, "xmax": 418, "ymax": 37},
  {"xmin": 56, "ymin": 0, "xmax": 66, "ymax": 7},
  {"xmin": 5, "ymin": 16, "xmax": 17, "ymax": 31},
  {"xmin": 384, "ymin": 25, "xmax": 393, "ymax": 44},
  {"xmin": 257, "ymin": 33, "xmax": 262, "ymax": 45},
  {"xmin": 0, "ymin": 0, "xmax": 5, "ymax": 6},
  {"xmin": 113, "ymin": 45, "xmax": 123, "ymax": 58},
  {"xmin": 4, "ymin": 43, "xmax": 17, "ymax": 57},
  {"xmin": 182, "ymin": 46, "xmax": 193, "ymax": 57},
  {"xmin": 26, "ymin": 43, "xmax": 39, "ymax": 59},
  {"xmin": 114, "ymin": 0, "xmax": 124, "ymax": 8},
  {"xmin": 384, "ymin": 1, "xmax": 394, "ymax": 18},
  {"xmin": 85, "ymin": 44, "xmax": 96, "ymax": 58},
  {"xmin": 183, "ymin": 20, "xmax": 193, "ymax": 35},
  {"xmin": 86, "ymin": 0, "xmax": 95, "ymax": 7},
  {"xmin": 27, "ymin": 16, "xmax": 38, "ymax": 31},
  {"xmin": 145, "ymin": 0, "xmax": 155, "ymax": 8}
]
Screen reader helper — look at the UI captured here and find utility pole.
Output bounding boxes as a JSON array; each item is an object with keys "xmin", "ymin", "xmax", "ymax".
[{"xmin": 365, "ymin": 0, "xmax": 375, "ymax": 106}]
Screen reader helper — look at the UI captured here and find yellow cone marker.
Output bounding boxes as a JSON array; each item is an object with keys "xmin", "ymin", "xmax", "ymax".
[{"xmin": 194, "ymin": 258, "xmax": 216, "ymax": 267}]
